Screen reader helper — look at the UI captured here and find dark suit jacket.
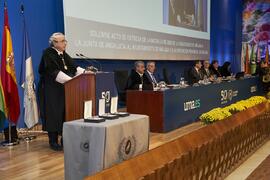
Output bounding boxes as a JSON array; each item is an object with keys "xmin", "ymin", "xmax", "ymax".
[
  {"xmin": 188, "ymin": 67, "xmax": 203, "ymax": 85},
  {"xmin": 145, "ymin": 70, "xmax": 158, "ymax": 85},
  {"xmin": 201, "ymin": 68, "xmax": 213, "ymax": 78},
  {"xmin": 126, "ymin": 70, "xmax": 153, "ymax": 90},
  {"xmin": 210, "ymin": 66, "xmax": 222, "ymax": 77}
]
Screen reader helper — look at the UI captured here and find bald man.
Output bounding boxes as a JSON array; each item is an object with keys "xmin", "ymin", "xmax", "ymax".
[{"xmin": 38, "ymin": 32, "xmax": 85, "ymax": 151}]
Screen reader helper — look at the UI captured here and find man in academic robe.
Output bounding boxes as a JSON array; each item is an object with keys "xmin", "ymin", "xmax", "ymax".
[
  {"xmin": 201, "ymin": 60, "xmax": 214, "ymax": 80},
  {"xmin": 38, "ymin": 32, "xmax": 85, "ymax": 151},
  {"xmin": 126, "ymin": 61, "xmax": 152, "ymax": 90},
  {"xmin": 145, "ymin": 61, "xmax": 158, "ymax": 87},
  {"xmin": 188, "ymin": 60, "xmax": 203, "ymax": 85}
]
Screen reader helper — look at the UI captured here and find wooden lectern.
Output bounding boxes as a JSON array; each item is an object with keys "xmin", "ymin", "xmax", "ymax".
[
  {"xmin": 64, "ymin": 73, "xmax": 96, "ymax": 121},
  {"xmin": 64, "ymin": 72, "xmax": 117, "ymax": 121}
]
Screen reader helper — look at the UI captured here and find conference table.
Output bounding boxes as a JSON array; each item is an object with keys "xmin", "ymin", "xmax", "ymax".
[
  {"xmin": 127, "ymin": 76, "xmax": 263, "ymax": 133},
  {"xmin": 63, "ymin": 114, "xmax": 149, "ymax": 180}
]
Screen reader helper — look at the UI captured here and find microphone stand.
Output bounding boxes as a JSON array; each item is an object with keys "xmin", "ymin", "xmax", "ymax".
[
  {"xmin": 75, "ymin": 53, "xmax": 99, "ymax": 72},
  {"xmin": 79, "ymin": 53, "xmax": 102, "ymax": 72}
]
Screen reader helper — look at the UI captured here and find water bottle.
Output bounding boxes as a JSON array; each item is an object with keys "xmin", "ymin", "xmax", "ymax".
[
  {"xmin": 203, "ymin": 75, "xmax": 208, "ymax": 84},
  {"xmin": 180, "ymin": 77, "xmax": 185, "ymax": 86}
]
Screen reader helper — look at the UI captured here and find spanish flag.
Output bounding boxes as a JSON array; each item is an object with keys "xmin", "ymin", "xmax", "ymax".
[{"xmin": 1, "ymin": 4, "xmax": 20, "ymax": 124}]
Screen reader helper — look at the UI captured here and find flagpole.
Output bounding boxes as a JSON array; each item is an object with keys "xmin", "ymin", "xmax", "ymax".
[
  {"xmin": 2, "ymin": 119, "xmax": 19, "ymax": 146},
  {"xmin": 1, "ymin": 121, "xmax": 14, "ymax": 146},
  {"xmin": 20, "ymin": 4, "xmax": 37, "ymax": 142},
  {"xmin": 1, "ymin": 0, "xmax": 19, "ymax": 147}
]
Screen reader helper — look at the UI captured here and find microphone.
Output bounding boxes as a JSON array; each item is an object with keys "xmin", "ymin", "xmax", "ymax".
[
  {"xmin": 75, "ymin": 53, "xmax": 98, "ymax": 72},
  {"xmin": 79, "ymin": 53, "xmax": 102, "ymax": 72}
]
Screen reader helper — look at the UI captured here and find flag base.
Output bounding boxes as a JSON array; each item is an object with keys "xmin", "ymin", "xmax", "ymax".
[
  {"xmin": 22, "ymin": 135, "xmax": 36, "ymax": 142},
  {"xmin": 1, "ymin": 139, "xmax": 19, "ymax": 146},
  {"xmin": 1, "ymin": 123, "xmax": 19, "ymax": 146}
]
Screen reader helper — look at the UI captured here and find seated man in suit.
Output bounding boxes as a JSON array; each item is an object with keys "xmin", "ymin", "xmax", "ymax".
[
  {"xmin": 145, "ymin": 61, "xmax": 158, "ymax": 87},
  {"xmin": 126, "ymin": 61, "xmax": 152, "ymax": 90},
  {"xmin": 188, "ymin": 60, "xmax": 203, "ymax": 85},
  {"xmin": 201, "ymin": 60, "xmax": 214, "ymax": 80}
]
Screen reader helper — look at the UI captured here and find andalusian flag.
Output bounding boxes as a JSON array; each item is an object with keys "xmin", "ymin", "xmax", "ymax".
[{"xmin": 1, "ymin": 4, "xmax": 20, "ymax": 124}]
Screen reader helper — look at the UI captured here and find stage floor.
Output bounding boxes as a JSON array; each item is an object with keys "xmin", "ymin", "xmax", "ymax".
[{"xmin": 0, "ymin": 122, "xmax": 204, "ymax": 180}]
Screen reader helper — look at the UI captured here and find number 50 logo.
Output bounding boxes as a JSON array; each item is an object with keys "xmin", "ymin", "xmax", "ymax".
[
  {"xmin": 221, "ymin": 89, "xmax": 233, "ymax": 102},
  {"xmin": 101, "ymin": 91, "xmax": 111, "ymax": 103}
]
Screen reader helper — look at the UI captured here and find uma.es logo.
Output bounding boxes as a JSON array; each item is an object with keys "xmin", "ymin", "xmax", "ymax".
[{"xmin": 184, "ymin": 99, "xmax": 201, "ymax": 112}]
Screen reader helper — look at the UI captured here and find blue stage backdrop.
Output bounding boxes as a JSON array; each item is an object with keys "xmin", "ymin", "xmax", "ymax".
[
  {"xmin": 0, "ymin": 0, "xmax": 242, "ymax": 128},
  {"xmin": 210, "ymin": 0, "xmax": 243, "ymax": 73}
]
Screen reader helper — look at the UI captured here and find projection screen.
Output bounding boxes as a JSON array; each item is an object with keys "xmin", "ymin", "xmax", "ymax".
[{"xmin": 63, "ymin": 0, "xmax": 211, "ymax": 60}]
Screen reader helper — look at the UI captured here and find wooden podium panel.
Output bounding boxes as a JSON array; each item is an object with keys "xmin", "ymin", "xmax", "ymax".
[
  {"xmin": 127, "ymin": 90, "xmax": 164, "ymax": 132},
  {"xmin": 64, "ymin": 73, "xmax": 96, "ymax": 121}
]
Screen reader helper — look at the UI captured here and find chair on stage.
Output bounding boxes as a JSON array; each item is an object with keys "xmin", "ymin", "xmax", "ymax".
[
  {"xmin": 184, "ymin": 68, "xmax": 191, "ymax": 85},
  {"xmin": 114, "ymin": 70, "xmax": 129, "ymax": 107},
  {"xmin": 162, "ymin": 68, "xmax": 171, "ymax": 84}
]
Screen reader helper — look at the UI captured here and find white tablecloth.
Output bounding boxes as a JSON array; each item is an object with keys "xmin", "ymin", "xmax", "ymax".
[{"xmin": 63, "ymin": 114, "xmax": 149, "ymax": 180}]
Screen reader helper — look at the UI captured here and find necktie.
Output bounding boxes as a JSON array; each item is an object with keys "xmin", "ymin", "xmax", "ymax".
[
  {"xmin": 196, "ymin": 69, "xmax": 201, "ymax": 79},
  {"xmin": 151, "ymin": 73, "xmax": 157, "ymax": 84}
]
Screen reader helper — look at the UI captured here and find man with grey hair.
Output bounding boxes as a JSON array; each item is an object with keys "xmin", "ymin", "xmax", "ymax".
[
  {"xmin": 145, "ymin": 61, "xmax": 158, "ymax": 86},
  {"xmin": 38, "ymin": 32, "xmax": 85, "ymax": 151},
  {"xmin": 126, "ymin": 60, "xmax": 152, "ymax": 90}
]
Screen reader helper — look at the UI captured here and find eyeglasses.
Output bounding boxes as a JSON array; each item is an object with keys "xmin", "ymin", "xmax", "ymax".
[{"xmin": 54, "ymin": 39, "xmax": 68, "ymax": 43}]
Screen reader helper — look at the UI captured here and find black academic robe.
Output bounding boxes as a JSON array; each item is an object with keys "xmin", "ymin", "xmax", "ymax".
[
  {"xmin": 201, "ymin": 68, "xmax": 213, "ymax": 78},
  {"xmin": 210, "ymin": 66, "xmax": 222, "ymax": 77},
  {"xmin": 38, "ymin": 47, "xmax": 77, "ymax": 132},
  {"xmin": 126, "ymin": 70, "xmax": 153, "ymax": 90},
  {"xmin": 188, "ymin": 67, "xmax": 203, "ymax": 85}
]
